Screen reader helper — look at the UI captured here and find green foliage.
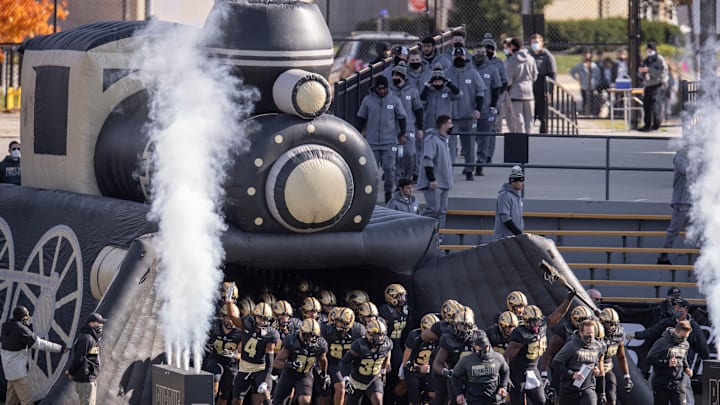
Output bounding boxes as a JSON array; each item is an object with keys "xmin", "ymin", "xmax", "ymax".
[
  {"xmin": 447, "ymin": 0, "xmax": 551, "ymax": 42},
  {"xmin": 545, "ymin": 18, "xmax": 685, "ymax": 52}
]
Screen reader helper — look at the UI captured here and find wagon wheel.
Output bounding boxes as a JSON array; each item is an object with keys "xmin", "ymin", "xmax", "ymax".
[
  {"xmin": 10, "ymin": 225, "xmax": 83, "ymax": 400},
  {"xmin": 0, "ymin": 217, "xmax": 16, "ymax": 321}
]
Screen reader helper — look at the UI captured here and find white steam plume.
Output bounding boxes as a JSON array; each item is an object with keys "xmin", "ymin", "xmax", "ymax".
[
  {"xmin": 686, "ymin": 40, "xmax": 720, "ymax": 352},
  {"xmin": 133, "ymin": 10, "xmax": 257, "ymax": 371}
]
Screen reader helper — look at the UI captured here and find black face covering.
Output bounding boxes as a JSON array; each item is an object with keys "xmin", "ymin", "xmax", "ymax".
[
  {"xmin": 581, "ymin": 334, "xmax": 593, "ymax": 346},
  {"xmin": 476, "ymin": 346, "xmax": 491, "ymax": 360},
  {"xmin": 473, "ymin": 55, "xmax": 487, "ymax": 65},
  {"xmin": 93, "ymin": 325, "xmax": 104, "ymax": 335},
  {"xmin": 433, "ymin": 84, "xmax": 445, "ymax": 90},
  {"xmin": 486, "ymin": 50, "xmax": 495, "ymax": 59},
  {"xmin": 21, "ymin": 317, "xmax": 31, "ymax": 327},
  {"xmin": 453, "ymin": 42, "xmax": 463, "ymax": 48},
  {"xmin": 409, "ymin": 62, "xmax": 422, "ymax": 70},
  {"xmin": 393, "ymin": 78, "xmax": 403, "ymax": 86},
  {"xmin": 671, "ymin": 332, "xmax": 686, "ymax": 345},
  {"xmin": 453, "ymin": 58, "xmax": 466, "ymax": 68},
  {"xmin": 393, "ymin": 56, "xmax": 401, "ymax": 65}
]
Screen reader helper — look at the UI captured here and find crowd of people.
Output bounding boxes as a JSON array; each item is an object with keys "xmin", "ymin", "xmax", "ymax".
[{"xmin": 202, "ymin": 279, "xmax": 705, "ymax": 405}]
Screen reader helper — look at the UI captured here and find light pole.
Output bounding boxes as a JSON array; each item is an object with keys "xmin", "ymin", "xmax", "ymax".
[{"xmin": 53, "ymin": 0, "xmax": 58, "ymax": 32}]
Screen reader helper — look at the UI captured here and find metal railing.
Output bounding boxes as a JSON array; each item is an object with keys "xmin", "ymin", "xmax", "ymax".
[
  {"xmin": 681, "ymin": 79, "xmax": 699, "ymax": 137},
  {"xmin": 546, "ymin": 77, "xmax": 579, "ymax": 135},
  {"xmin": 451, "ymin": 132, "xmax": 673, "ymax": 200}
]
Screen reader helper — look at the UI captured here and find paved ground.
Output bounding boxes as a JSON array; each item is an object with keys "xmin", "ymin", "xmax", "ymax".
[{"xmin": 1, "ymin": 109, "xmax": 682, "ymax": 204}]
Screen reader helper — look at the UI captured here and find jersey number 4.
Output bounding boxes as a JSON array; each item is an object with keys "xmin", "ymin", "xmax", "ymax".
[{"xmin": 244, "ymin": 338, "xmax": 259, "ymax": 358}]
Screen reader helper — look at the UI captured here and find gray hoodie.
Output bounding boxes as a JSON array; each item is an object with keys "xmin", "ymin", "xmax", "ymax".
[
  {"xmin": 417, "ymin": 128, "xmax": 453, "ymax": 190},
  {"xmin": 638, "ymin": 54, "xmax": 669, "ymax": 88},
  {"xmin": 357, "ymin": 88, "xmax": 407, "ymax": 149},
  {"xmin": 444, "ymin": 65, "xmax": 487, "ymax": 119},
  {"xmin": 493, "ymin": 182, "xmax": 524, "ymax": 240},
  {"xmin": 386, "ymin": 191, "xmax": 420, "ymax": 214},
  {"xmin": 505, "ymin": 49, "xmax": 538, "ymax": 101},
  {"xmin": 421, "ymin": 85, "xmax": 462, "ymax": 131},
  {"xmin": 671, "ymin": 149, "xmax": 690, "ymax": 206},
  {"xmin": 391, "ymin": 83, "xmax": 423, "ymax": 131}
]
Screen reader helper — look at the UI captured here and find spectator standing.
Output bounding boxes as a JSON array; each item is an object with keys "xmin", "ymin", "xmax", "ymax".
[
  {"xmin": 406, "ymin": 49, "xmax": 431, "ymax": 91},
  {"xmin": 445, "ymin": 29, "xmax": 467, "ymax": 61},
  {"xmin": 529, "ymin": 34, "xmax": 557, "ymax": 133},
  {"xmin": 658, "ymin": 147, "xmax": 691, "ymax": 265},
  {"xmin": 390, "ymin": 62, "xmax": 424, "ymax": 182},
  {"xmin": 493, "ymin": 166, "xmax": 525, "ymax": 240},
  {"xmin": 652, "ymin": 287, "xmax": 683, "ymax": 324},
  {"xmin": 505, "ymin": 38, "xmax": 538, "ymax": 134},
  {"xmin": 386, "ymin": 178, "xmax": 419, "ymax": 214},
  {"xmin": 383, "ymin": 46, "xmax": 409, "ymax": 83},
  {"xmin": 472, "ymin": 43, "xmax": 502, "ymax": 176},
  {"xmin": 445, "ymin": 47, "xmax": 486, "ymax": 180},
  {"xmin": 1, "ymin": 306, "xmax": 67, "ymax": 405},
  {"xmin": 0, "ymin": 141, "xmax": 21, "ymax": 185},
  {"xmin": 420, "ymin": 66, "xmax": 462, "ymax": 137},
  {"xmin": 569, "ymin": 52, "xmax": 602, "ymax": 115},
  {"xmin": 68, "ymin": 312, "xmax": 107, "ymax": 405},
  {"xmin": 637, "ymin": 42, "xmax": 669, "ymax": 131},
  {"xmin": 370, "ymin": 42, "xmax": 391, "ymax": 65},
  {"xmin": 420, "ymin": 36, "xmax": 450, "ymax": 70},
  {"xmin": 417, "ymin": 115, "xmax": 454, "ymax": 230},
  {"xmin": 613, "ymin": 49, "xmax": 629, "ymax": 82},
  {"xmin": 356, "ymin": 76, "xmax": 408, "ymax": 203}
]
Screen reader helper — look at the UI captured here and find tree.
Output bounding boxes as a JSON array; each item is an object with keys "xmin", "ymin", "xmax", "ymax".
[
  {"xmin": 0, "ymin": 0, "xmax": 68, "ymax": 44},
  {"xmin": 448, "ymin": 0, "xmax": 554, "ymax": 43}
]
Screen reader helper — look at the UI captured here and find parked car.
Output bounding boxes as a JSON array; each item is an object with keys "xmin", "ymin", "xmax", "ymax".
[{"xmin": 329, "ymin": 31, "xmax": 420, "ymax": 84}]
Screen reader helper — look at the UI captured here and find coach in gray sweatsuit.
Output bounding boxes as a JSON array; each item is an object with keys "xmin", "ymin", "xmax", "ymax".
[
  {"xmin": 357, "ymin": 75, "xmax": 407, "ymax": 202},
  {"xmin": 493, "ymin": 166, "xmax": 525, "ymax": 240},
  {"xmin": 445, "ymin": 47, "xmax": 486, "ymax": 179},
  {"xmin": 418, "ymin": 115, "xmax": 454, "ymax": 230},
  {"xmin": 505, "ymin": 38, "xmax": 538, "ymax": 134}
]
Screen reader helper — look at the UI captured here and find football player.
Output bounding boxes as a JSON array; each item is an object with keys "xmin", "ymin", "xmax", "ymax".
[
  {"xmin": 503, "ymin": 292, "xmax": 573, "ymax": 405},
  {"xmin": 317, "ymin": 290, "xmax": 337, "ymax": 323},
  {"xmin": 273, "ymin": 319, "xmax": 329, "ymax": 405},
  {"xmin": 486, "ymin": 311, "xmax": 519, "ymax": 355},
  {"xmin": 599, "ymin": 308, "xmax": 633, "ymax": 405},
  {"xmin": 271, "ymin": 300, "xmax": 303, "ymax": 380},
  {"xmin": 505, "ymin": 291, "xmax": 528, "ymax": 321},
  {"xmin": 204, "ymin": 303, "xmax": 243, "ymax": 405},
  {"xmin": 432, "ymin": 306, "xmax": 477, "ymax": 405},
  {"xmin": 340, "ymin": 319, "xmax": 393, "ymax": 405},
  {"xmin": 322, "ymin": 307, "xmax": 366, "ymax": 405},
  {"xmin": 379, "ymin": 284, "xmax": 410, "ymax": 399},
  {"xmin": 346, "ymin": 290, "xmax": 371, "ymax": 314},
  {"xmin": 300, "ymin": 297, "xmax": 322, "ymax": 321},
  {"xmin": 358, "ymin": 302, "xmax": 380, "ymax": 326},
  {"xmin": 226, "ymin": 301, "xmax": 281, "ymax": 405},
  {"xmin": 402, "ymin": 313, "xmax": 440, "ymax": 405}
]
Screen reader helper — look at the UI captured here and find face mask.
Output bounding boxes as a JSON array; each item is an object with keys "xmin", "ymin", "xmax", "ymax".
[
  {"xmin": 453, "ymin": 58, "xmax": 466, "ymax": 68},
  {"xmin": 393, "ymin": 78, "xmax": 403, "ymax": 86},
  {"xmin": 21, "ymin": 317, "xmax": 31, "ymax": 327},
  {"xmin": 93, "ymin": 324, "xmax": 103, "ymax": 335},
  {"xmin": 531, "ymin": 43, "xmax": 541, "ymax": 52},
  {"xmin": 453, "ymin": 42, "xmax": 463, "ymax": 48},
  {"xmin": 393, "ymin": 56, "xmax": 401, "ymax": 65},
  {"xmin": 476, "ymin": 347, "xmax": 491, "ymax": 360},
  {"xmin": 503, "ymin": 49, "xmax": 511, "ymax": 56},
  {"xmin": 671, "ymin": 332, "xmax": 686, "ymax": 345},
  {"xmin": 647, "ymin": 50, "xmax": 656, "ymax": 57},
  {"xmin": 433, "ymin": 84, "xmax": 444, "ymax": 90},
  {"xmin": 673, "ymin": 310, "xmax": 684, "ymax": 319},
  {"xmin": 409, "ymin": 62, "xmax": 422, "ymax": 70},
  {"xmin": 486, "ymin": 50, "xmax": 495, "ymax": 58},
  {"xmin": 581, "ymin": 334, "xmax": 593, "ymax": 345},
  {"xmin": 474, "ymin": 54, "xmax": 487, "ymax": 65},
  {"xmin": 10, "ymin": 150, "xmax": 20, "ymax": 159}
]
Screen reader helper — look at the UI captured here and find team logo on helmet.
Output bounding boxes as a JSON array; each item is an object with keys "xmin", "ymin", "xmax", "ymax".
[
  {"xmin": 358, "ymin": 302, "xmax": 379, "ymax": 319},
  {"xmin": 599, "ymin": 308, "xmax": 620, "ymax": 334},
  {"xmin": 253, "ymin": 302, "xmax": 273, "ymax": 327},
  {"xmin": 366, "ymin": 319, "xmax": 387, "ymax": 346},
  {"xmin": 498, "ymin": 311, "xmax": 519, "ymax": 339},
  {"xmin": 522, "ymin": 305, "xmax": 544, "ymax": 333},
  {"xmin": 441, "ymin": 299, "xmax": 463, "ymax": 324},
  {"xmin": 421, "ymin": 313, "xmax": 440, "ymax": 331},
  {"xmin": 300, "ymin": 318, "xmax": 321, "ymax": 345},
  {"xmin": 301, "ymin": 297, "xmax": 321, "ymax": 319},
  {"xmin": 453, "ymin": 306, "xmax": 476, "ymax": 341},
  {"xmin": 570, "ymin": 306, "xmax": 594, "ymax": 329},
  {"xmin": 317, "ymin": 290, "xmax": 337, "ymax": 306},
  {"xmin": 334, "ymin": 307, "xmax": 355, "ymax": 332},
  {"xmin": 238, "ymin": 297, "xmax": 255, "ymax": 317},
  {"xmin": 345, "ymin": 290, "xmax": 370, "ymax": 312},
  {"xmin": 506, "ymin": 291, "xmax": 528, "ymax": 315}
]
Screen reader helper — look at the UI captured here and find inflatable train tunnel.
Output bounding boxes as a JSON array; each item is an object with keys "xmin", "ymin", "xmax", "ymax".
[{"xmin": 0, "ymin": 1, "xmax": 651, "ymax": 403}]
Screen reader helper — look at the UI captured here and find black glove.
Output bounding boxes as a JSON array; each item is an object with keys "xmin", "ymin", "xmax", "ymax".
[
  {"xmin": 598, "ymin": 393, "xmax": 607, "ymax": 404},
  {"xmin": 567, "ymin": 289, "xmax": 576, "ymax": 299},
  {"xmin": 58, "ymin": 343, "xmax": 69, "ymax": 353},
  {"xmin": 404, "ymin": 360, "xmax": 415, "ymax": 372},
  {"xmin": 625, "ymin": 376, "xmax": 634, "ymax": 392},
  {"xmin": 441, "ymin": 368, "xmax": 453, "ymax": 378},
  {"xmin": 291, "ymin": 360, "xmax": 303, "ymax": 369},
  {"xmin": 344, "ymin": 377, "xmax": 356, "ymax": 395}
]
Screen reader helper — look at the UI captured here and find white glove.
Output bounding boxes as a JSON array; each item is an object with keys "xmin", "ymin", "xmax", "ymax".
[{"xmin": 257, "ymin": 382, "xmax": 268, "ymax": 393}]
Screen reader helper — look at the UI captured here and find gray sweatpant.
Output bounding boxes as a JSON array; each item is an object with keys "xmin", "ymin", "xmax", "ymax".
[
  {"xmin": 662, "ymin": 204, "xmax": 690, "ymax": 249},
  {"xmin": 421, "ymin": 188, "xmax": 450, "ymax": 229},
  {"xmin": 510, "ymin": 99, "xmax": 535, "ymax": 134},
  {"xmin": 373, "ymin": 148, "xmax": 396, "ymax": 193}
]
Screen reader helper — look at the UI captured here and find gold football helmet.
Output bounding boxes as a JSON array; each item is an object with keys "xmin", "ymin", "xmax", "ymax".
[
  {"xmin": 498, "ymin": 311, "xmax": 519, "ymax": 339},
  {"xmin": 522, "ymin": 305, "xmax": 544, "ymax": 331},
  {"xmin": 345, "ymin": 290, "xmax": 370, "ymax": 312},
  {"xmin": 259, "ymin": 292, "xmax": 277, "ymax": 307},
  {"xmin": 334, "ymin": 307, "xmax": 355, "ymax": 332},
  {"xmin": 300, "ymin": 318, "xmax": 321, "ymax": 345},
  {"xmin": 441, "ymin": 299, "xmax": 463, "ymax": 324},
  {"xmin": 301, "ymin": 297, "xmax": 321, "ymax": 319},
  {"xmin": 253, "ymin": 302, "xmax": 273, "ymax": 327},
  {"xmin": 420, "ymin": 313, "xmax": 440, "ymax": 331},
  {"xmin": 506, "ymin": 291, "xmax": 528, "ymax": 316},
  {"xmin": 599, "ymin": 308, "xmax": 620, "ymax": 334},
  {"xmin": 221, "ymin": 281, "xmax": 239, "ymax": 302},
  {"xmin": 238, "ymin": 297, "xmax": 255, "ymax": 317},
  {"xmin": 384, "ymin": 283, "xmax": 407, "ymax": 306},
  {"xmin": 317, "ymin": 290, "xmax": 337, "ymax": 306},
  {"xmin": 570, "ymin": 306, "xmax": 595, "ymax": 329},
  {"xmin": 366, "ymin": 319, "xmax": 388, "ymax": 346},
  {"xmin": 453, "ymin": 306, "xmax": 476, "ymax": 340}
]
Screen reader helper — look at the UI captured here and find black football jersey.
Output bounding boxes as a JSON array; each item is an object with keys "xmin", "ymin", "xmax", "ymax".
[
  {"xmin": 551, "ymin": 318, "xmax": 574, "ymax": 341},
  {"xmin": 273, "ymin": 317, "xmax": 303, "ymax": 354},
  {"xmin": 508, "ymin": 323, "xmax": 547, "ymax": 371},
  {"xmin": 404, "ymin": 328, "xmax": 438, "ymax": 367},
  {"xmin": 207, "ymin": 319, "xmax": 243, "ymax": 369},
  {"xmin": 240, "ymin": 315, "xmax": 280, "ymax": 365},
  {"xmin": 485, "ymin": 325, "xmax": 510, "ymax": 354},
  {"xmin": 379, "ymin": 304, "xmax": 409, "ymax": 341},
  {"xmin": 281, "ymin": 332, "xmax": 328, "ymax": 376},
  {"xmin": 322, "ymin": 322, "xmax": 366, "ymax": 365},
  {"xmin": 430, "ymin": 320, "xmax": 453, "ymax": 339},
  {"xmin": 602, "ymin": 325, "xmax": 625, "ymax": 367},
  {"xmin": 438, "ymin": 331, "xmax": 474, "ymax": 369},
  {"xmin": 348, "ymin": 338, "xmax": 393, "ymax": 384}
]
